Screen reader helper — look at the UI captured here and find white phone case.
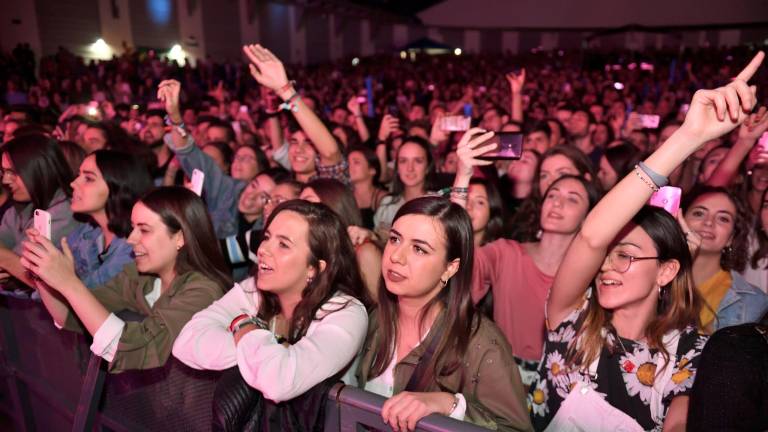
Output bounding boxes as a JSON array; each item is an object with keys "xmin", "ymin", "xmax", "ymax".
[
  {"xmin": 190, "ymin": 169, "xmax": 205, "ymax": 196},
  {"xmin": 34, "ymin": 209, "xmax": 52, "ymax": 240}
]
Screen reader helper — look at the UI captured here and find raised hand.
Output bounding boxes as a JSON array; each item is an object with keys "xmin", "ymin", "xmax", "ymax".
[
  {"xmin": 157, "ymin": 79, "xmax": 182, "ymax": 122},
  {"xmin": 506, "ymin": 68, "xmax": 526, "ymax": 93},
  {"xmin": 378, "ymin": 114, "xmax": 400, "ymax": 141},
  {"xmin": 347, "ymin": 96, "xmax": 362, "ymax": 117},
  {"xmin": 455, "ymin": 127, "xmax": 496, "ymax": 180},
  {"xmin": 680, "ymin": 51, "xmax": 764, "ymax": 142},
  {"xmin": 739, "ymin": 106, "xmax": 768, "ymax": 142},
  {"xmin": 20, "ymin": 229, "xmax": 78, "ymax": 293},
  {"xmin": 242, "ymin": 44, "xmax": 290, "ymax": 95}
]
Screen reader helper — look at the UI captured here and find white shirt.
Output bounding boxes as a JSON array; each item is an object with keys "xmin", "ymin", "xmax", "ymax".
[{"xmin": 172, "ymin": 277, "xmax": 368, "ymax": 402}]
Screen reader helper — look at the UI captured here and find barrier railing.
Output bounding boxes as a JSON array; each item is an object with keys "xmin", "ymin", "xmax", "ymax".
[{"xmin": 0, "ymin": 296, "xmax": 489, "ymax": 432}]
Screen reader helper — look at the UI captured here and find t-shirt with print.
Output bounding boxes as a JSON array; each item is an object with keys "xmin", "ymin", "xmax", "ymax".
[{"xmin": 527, "ymin": 296, "xmax": 708, "ymax": 431}]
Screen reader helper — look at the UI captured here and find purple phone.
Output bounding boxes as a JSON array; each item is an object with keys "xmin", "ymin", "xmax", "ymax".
[
  {"xmin": 478, "ymin": 133, "xmax": 523, "ymax": 160},
  {"xmin": 648, "ymin": 186, "xmax": 682, "ymax": 216}
]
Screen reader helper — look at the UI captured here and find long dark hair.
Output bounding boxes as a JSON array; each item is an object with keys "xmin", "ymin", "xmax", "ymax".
[
  {"xmin": 604, "ymin": 141, "xmax": 644, "ymax": 179},
  {"xmin": 750, "ymin": 188, "xmax": 768, "ymax": 269},
  {"xmin": 369, "ymin": 197, "xmax": 477, "ymax": 383},
  {"xmin": 2, "ymin": 134, "xmax": 74, "ymax": 209},
  {"xmin": 390, "ymin": 136, "xmax": 439, "ymax": 197},
  {"xmin": 468, "ymin": 178, "xmax": 505, "ymax": 245},
  {"xmin": 89, "ymin": 150, "xmax": 153, "ymax": 237},
  {"xmin": 140, "ymin": 187, "xmax": 232, "ymax": 290},
  {"xmin": 683, "ymin": 185, "xmax": 750, "ymax": 272},
  {"xmin": 302, "ymin": 178, "xmax": 362, "ymax": 228},
  {"xmin": 568, "ymin": 206, "xmax": 701, "ymax": 369},
  {"xmin": 257, "ymin": 200, "xmax": 372, "ymax": 343},
  {"xmin": 509, "ymin": 145, "xmax": 599, "ymax": 241}
]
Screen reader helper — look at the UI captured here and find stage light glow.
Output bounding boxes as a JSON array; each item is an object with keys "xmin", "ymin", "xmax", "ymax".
[
  {"xmin": 352, "ymin": 57, "xmax": 360, "ymax": 66},
  {"xmin": 454, "ymin": 48, "xmax": 462, "ymax": 56},
  {"xmin": 400, "ymin": 51, "xmax": 407, "ymax": 59},
  {"xmin": 89, "ymin": 38, "xmax": 112, "ymax": 60},
  {"xmin": 614, "ymin": 82, "xmax": 625, "ymax": 90},
  {"xmin": 168, "ymin": 44, "xmax": 186, "ymax": 65}
]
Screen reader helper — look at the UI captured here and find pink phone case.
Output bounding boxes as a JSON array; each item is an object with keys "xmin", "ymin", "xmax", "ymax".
[{"xmin": 648, "ymin": 186, "xmax": 681, "ymax": 216}]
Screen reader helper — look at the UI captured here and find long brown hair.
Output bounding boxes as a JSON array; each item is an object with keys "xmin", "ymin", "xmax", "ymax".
[
  {"xmin": 368, "ymin": 197, "xmax": 478, "ymax": 384},
  {"xmin": 140, "ymin": 187, "xmax": 232, "ymax": 290},
  {"xmin": 566, "ymin": 206, "xmax": 702, "ymax": 370},
  {"xmin": 256, "ymin": 200, "xmax": 372, "ymax": 343},
  {"xmin": 302, "ymin": 178, "xmax": 362, "ymax": 228}
]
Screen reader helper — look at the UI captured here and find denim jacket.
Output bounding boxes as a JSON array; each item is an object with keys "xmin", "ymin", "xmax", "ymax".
[
  {"xmin": 66, "ymin": 224, "xmax": 134, "ymax": 289},
  {"xmin": 714, "ymin": 271, "xmax": 768, "ymax": 331},
  {"xmin": 168, "ymin": 134, "xmax": 246, "ymax": 238}
]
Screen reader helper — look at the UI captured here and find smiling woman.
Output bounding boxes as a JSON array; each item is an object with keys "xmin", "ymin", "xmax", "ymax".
[{"xmin": 20, "ymin": 187, "xmax": 231, "ymax": 373}]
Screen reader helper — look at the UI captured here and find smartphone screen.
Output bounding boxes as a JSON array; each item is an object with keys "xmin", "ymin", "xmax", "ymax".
[
  {"xmin": 34, "ymin": 209, "xmax": 52, "ymax": 240},
  {"xmin": 648, "ymin": 186, "xmax": 682, "ymax": 216},
  {"xmin": 439, "ymin": 116, "xmax": 471, "ymax": 132},
  {"xmin": 189, "ymin": 169, "xmax": 205, "ymax": 196},
  {"xmin": 478, "ymin": 132, "xmax": 523, "ymax": 160},
  {"xmin": 639, "ymin": 114, "xmax": 660, "ymax": 129}
]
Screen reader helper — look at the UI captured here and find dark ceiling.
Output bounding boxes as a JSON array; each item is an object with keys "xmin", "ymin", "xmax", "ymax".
[{"xmin": 347, "ymin": 0, "xmax": 445, "ymax": 18}]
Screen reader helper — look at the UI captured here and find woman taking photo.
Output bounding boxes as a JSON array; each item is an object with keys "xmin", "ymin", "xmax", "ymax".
[
  {"xmin": 0, "ymin": 134, "xmax": 81, "ymax": 288},
  {"xmin": 173, "ymin": 200, "xmax": 371, "ymax": 403},
  {"xmin": 356, "ymin": 197, "xmax": 533, "ymax": 432},
  {"xmin": 453, "ymin": 137, "xmax": 602, "ymax": 387},
  {"xmin": 517, "ymin": 52, "xmax": 764, "ymax": 431},
  {"xmin": 683, "ymin": 185, "xmax": 768, "ymax": 331},
  {"xmin": 348, "ymin": 145, "xmax": 387, "ymax": 230},
  {"xmin": 67, "ymin": 149, "xmax": 153, "ymax": 288},
  {"xmin": 20, "ymin": 187, "xmax": 231, "ymax": 373}
]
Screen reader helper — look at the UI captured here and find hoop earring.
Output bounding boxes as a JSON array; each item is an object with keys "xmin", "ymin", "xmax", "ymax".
[{"xmin": 440, "ymin": 278, "xmax": 448, "ymax": 286}]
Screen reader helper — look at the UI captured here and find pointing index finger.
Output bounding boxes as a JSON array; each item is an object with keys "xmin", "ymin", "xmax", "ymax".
[{"xmin": 735, "ymin": 51, "xmax": 765, "ymax": 82}]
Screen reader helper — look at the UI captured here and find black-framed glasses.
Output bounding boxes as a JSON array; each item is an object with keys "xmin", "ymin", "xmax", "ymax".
[{"xmin": 605, "ymin": 250, "xmax": 659, "ymax": 273}]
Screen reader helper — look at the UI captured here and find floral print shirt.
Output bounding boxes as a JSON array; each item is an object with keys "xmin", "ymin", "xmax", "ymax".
[{"xmin": 528, "ymin": 300, "xmax": 708, "ymax": 431}]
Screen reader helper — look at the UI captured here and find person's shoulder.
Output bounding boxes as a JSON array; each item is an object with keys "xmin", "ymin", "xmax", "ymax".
[
  {"xmin": 320, "ymin": 292, "xmax": 368, "ymax": 315},
  {"xmin": 468, "ymin": 315, "xmax": 516, "ymax": 359},
  {"xmin": 730, "ymin": 271, "xmax": 767, "ymax": 298}
]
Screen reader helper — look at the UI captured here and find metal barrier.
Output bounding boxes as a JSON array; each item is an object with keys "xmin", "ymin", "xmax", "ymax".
[{"xmin": 1, "ymin": 297, "xmax": 490, "ymax": 432}]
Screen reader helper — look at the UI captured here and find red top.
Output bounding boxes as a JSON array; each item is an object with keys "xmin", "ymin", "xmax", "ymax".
[{"xmin": 472, "ymin": 239, "xmax": 553, "ymax": 361}]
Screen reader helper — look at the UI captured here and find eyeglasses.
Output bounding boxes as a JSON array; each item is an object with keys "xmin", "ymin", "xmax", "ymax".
[
  {"xmin": 234, "ymin": 154, "xmax": 257, "ymax": 163},
  {"xmin": 0, "ymin": 168, "xmax": 18, "ymax": 180},
  {"xmin": 604, "ymin": 250, "xmax": 659, "ymax": 273},
  {"xmin": 262, "ymin": 194, "xmax": 289, "ymax": 206}
]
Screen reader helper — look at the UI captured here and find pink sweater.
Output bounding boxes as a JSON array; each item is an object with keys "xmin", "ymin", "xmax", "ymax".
[{"xmin": 472, "ymin": 240, "xmax": 553, "ymax": 361}]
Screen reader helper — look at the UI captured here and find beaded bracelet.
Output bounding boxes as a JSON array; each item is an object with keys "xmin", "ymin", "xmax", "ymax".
[{"xmin": 634, "ymin": 165, "xmax": 660, "ymax": 192}]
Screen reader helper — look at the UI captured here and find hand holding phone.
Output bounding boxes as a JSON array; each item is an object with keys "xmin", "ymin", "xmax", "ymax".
[
  {"xmin": 477, "ymin": 132, "xmax": 523, "ymax": 160},
  {"xmin": 34, "ymin": 209, "xmax": 52, "ymax": 241}
]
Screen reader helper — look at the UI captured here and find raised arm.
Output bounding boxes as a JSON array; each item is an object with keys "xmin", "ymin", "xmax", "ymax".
[
  {"xmin": 243, "ymin": 44, "xmax": 341, "ymax": 166},
  {"xmin": 547, "ymin": 52, "xmax": 764, "ymax": 329},
  {"xmin": 347, "ymin": 96, "xmax": 371, "ymax": 142},
  {"xmin": 706, "ymin": 106, "xmax": 768, "ymax": 187},
  {"xmin": 506, "ymin": 69, "xmax": 525, "ymax": 124}
]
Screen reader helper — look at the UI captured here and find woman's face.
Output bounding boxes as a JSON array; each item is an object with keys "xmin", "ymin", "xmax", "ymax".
[
  {"xmin": 231, "ymin": 147, "xmax": 260, "ymax": 182},
  {"xmin": 750, "ymin": 166, "xmax": 768, "ymax": 193},
  {"xmin": 126, "ymin": 202, "xmax": 183, "ymax": 278},
  {"xmin": 596, "ymin": 225, "xmax": 673, "ymax": 311},
  {"xmin": 299, "ymin": 187, "xmax": 321, "ymax": 203},
  {"xmin": 348, "ymin": 151, "xmax": 373, "ymax": 183},
  {"xmin": 507, "ymin": 149, "xmax": 539, "ymax": 183},
  {"xmin": 698, "ymin": 147, "xmax": 729, "ymax": 184},
  {"xmin": 70, "ymin": 155, "xmax": 109, "ymax": 215},
  {"xmin": 238, "ymin": 174, "xmax": 276, "ymax": 218},
  {"xmin": 592, "ymin": 124, "xmax": 609, "ymax": 147},
  {"xmin": 1, "ymin": 153, "xmax": 30, "ymax": 203},
  {"xmin": 466, "ymin": 184, "xmax": 490, "ymax": 234},
  {"xmin": 597, "ymin": 156, "xmax": 619, "ymax": 190},
  {"xmin": 539, "ymin": 178, "xmax": 589, "ymax": 234},
  {"xmin": 684, "ymin": 193, "xmax": 736, "ymax": 256},
  {"xmin": 539, "ymin": 154, "xmax": 580, "ymax": 195},
  {"xmin": 397, "ymin": 142, "xmax": 429, "ymax": 189},
  {"xmin": 256, "ymin": 210, "xmax": 317, "ymax": 296},
  {"xmin": 382, "ymin": 214, "xmax": 459, "ymax": 302},
  {"xmin": 288, "ymin": 130, "xmax": 317, "ymax": 175}
]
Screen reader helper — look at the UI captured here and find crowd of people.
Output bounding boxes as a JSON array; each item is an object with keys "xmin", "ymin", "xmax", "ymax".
[{"xmin": 1, "ymin": 40, "xmax": 768, "ymax": 431}]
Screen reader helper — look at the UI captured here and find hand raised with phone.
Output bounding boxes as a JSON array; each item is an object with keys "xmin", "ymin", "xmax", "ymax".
[
  {"xmin": 455, "ymin": 128, "xmax": 496, "ymax": 181},
  {"xmin": 157, "ymin": 79, "xmax": 182, "ymax": 122},
  {"xmin": 19, "ymin": 229, "xmax": 78, "ymax": 293}
]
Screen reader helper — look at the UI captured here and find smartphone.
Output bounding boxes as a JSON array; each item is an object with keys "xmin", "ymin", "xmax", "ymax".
[
  {"xmin": 239, "ymin": 105, "xmax": 249, "ymax": 113},
  {"xmin": 648, "ymin": 186, "xmax": 682, "ymax": 216},
  {"xmin": 356, "ymin": 96, "xmax": 366, "ymax": 104},
  {"xmin": 387, "ymin": 105, "xmax": 399, "ymax": 117},
  {"xmin": 478, "ymin": 132, "xmax": 523, "ymax": 160},
  {"xmin": 439, "ymin": 116, "xmax": 471, "ymax": 132},
  {"xmin": 34, "ymin": 209, "xmax": 52, "ymax": 240},
  {"xmin": 639, "ymin": 114, "xmax": 661, "ymax": 129},
  {"xmin": 189, "ymin": 169, "xmax": 205, "ymax": 196}
]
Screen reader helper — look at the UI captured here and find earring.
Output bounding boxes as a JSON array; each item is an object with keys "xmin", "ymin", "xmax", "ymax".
[
  {"xmin": 306, "ymin": 275, "xmax": 314, "ymax": 285},
  {"xmin": 535, "ymin": 229, "xmax": 543, "ymax": 240},
  {"xmin": 440, "ymin": 278, "xmax": 448, "ymax": 286}
]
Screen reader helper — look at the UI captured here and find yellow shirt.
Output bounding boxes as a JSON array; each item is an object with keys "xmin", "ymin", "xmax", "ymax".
[{"xmin": 698, "ymin": 269, "xmax": 732, "ymax": 331}]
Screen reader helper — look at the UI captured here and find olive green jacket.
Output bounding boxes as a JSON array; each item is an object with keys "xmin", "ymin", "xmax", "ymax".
[
  {"xmin": 64, "ymin": 263, "xmax": 224, "ymax": 373},
  {"xmin": 356, "ymin": 311, "xmax": 533, "ymax": 431}
]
